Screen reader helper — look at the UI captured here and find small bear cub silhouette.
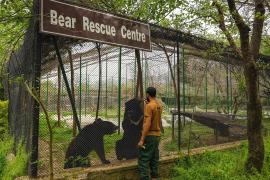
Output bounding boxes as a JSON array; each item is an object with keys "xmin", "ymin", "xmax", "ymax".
[{"xmin": 64, "ymin": 118, "xmax": 118, "ymax": 169}]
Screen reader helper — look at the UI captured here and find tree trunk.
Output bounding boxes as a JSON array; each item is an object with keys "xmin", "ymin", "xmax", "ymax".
[{"xmin": 244, "ymin": 62, "xmax": 264, "ymax": 172}]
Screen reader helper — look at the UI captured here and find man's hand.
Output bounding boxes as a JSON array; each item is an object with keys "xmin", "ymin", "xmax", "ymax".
[{"xmin": 138, "ymin": 139, "xmax": 145, "ymax": 149}]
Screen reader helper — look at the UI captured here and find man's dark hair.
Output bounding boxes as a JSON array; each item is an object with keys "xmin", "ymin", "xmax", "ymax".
[{"xmin": 146, "ymin": 87, "xmax": 156, "ymax": 97}]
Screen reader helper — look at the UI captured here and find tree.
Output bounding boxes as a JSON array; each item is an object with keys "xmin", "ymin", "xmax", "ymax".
[{"xmin": 212, "ymin": 0, "xmax": 265, "ymax": 172}]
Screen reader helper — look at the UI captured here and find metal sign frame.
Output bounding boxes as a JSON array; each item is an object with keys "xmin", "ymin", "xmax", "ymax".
[{"xmin": 40, "ymin": 0, "xmax": 151, "ymax": 51}]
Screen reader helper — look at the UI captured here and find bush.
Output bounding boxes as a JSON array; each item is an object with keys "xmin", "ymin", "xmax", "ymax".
[
  {"xmin": 0, "ymin": 100, "xmax": 8, "ymax": 139},
  {"xmin": 0, "ymin": 100, "xmax": 28, "ymax": 179},
  {"xmin": 0, "ymin": 138, "xmax": 28, "ymax": 180}
]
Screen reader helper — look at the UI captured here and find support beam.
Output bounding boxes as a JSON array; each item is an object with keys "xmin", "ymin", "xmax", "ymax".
[
  {"xmin": 118, "ymin": 47, "xmax": 122, "ymax": 134},
  {"xmin": 52, "ymin": 36, "xmax": 81, "ymax": 132},
  {"xmin": 176, "ymin": 37, "xmax": 181, "ymax": 151},
  {"xmin": 29, "ymin": 19, "xmax": 42, "ymax": 178}
]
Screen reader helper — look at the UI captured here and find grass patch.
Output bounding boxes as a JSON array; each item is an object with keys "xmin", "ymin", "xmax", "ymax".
[
  {"xmin": 39, "ymin": 114, "xmax": 73, "ymax": 144},
  {"xmin": 170, "ymin": 137, "xmax": 270, "ymax": 180},
  {"xmin": 163, "ymin": 122, "xmax": 214, "ymax": 152}
]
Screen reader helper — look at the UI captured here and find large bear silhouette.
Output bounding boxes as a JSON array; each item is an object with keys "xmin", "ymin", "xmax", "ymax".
[
  {"xmin": 115, "ymin": 98, "xmax": 144, "ymax": 160},
  {"xmin": 64, "ymin": 118, "xmax": 118, "ymax": 169}
]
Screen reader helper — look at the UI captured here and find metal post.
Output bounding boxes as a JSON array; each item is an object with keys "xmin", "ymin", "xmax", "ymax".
[
  {"xmin": 177, "ymin": 36, "xmax": 181, "ymax": 151},
  {"xmin": 229, "ymin": 65, "xmax": 233, "ymax": 114},
  {"xmin": 134, "ymin": 57, "xmax": 136, "ymax": 96},
  {"xmin": 182, "ymin": 48, "xmax": 186, "ymax": 125},
  {"xmin": 95, "ymin": 43, "xmax": 102, "ymax": 120},
  {"xmin": 142, "ymin": 52, "xmax": 144, "ymax": 90},
  {"xmin": 105, "ymin": 54, "xmax": 108, "ymax": 118},
  {"xmin": 57, "ymin": 65, "xmax": 61, "ymax": 126},
  {"xmin": 85, "ymin": 63, "xmax": 88, "ymax": 116},
  {"xmin": 226, "ymin": 61, "xmax": 229, "ymax": 114},
  {"xmin": 79, "ymin": 56, "xmax": 82, "ymax": 123},
  {"xmin": 118, "ymin": 47, "xmax": 122, "ymax": 134},
  {"xmin": 61, "ymin": 76, "xmax": 64, "ymax": 110},
  {"xmin": 167, "ymin": 65, "xmax": 169, "ymax": 111},
  {"xmin": 174, "ymin": 47, "xmax": 176, "ymax": 108},
  {"xmin": 46, "ymin": 75, "xmax": 49, "ymax": 109},
  {"xmin": 111, "ymin": 77, "xmax": 113, "ymax": 107},
  {"xmin": 144, "ymin": 53, "xmax": 147, "ymax": 89},
  {"xmin": 126, "ymin": 64, "xmax": 128, "ymax": 101},
  {"xmin": 214, "ymin": 75, "xmax": 216, "ymax": 100},
  {"xmin": 205, "ymin": 63, "xmax": 208, "ymax": 112},
  {"xmin": 88, "ymin": 75, "xmax": 90, "ymax": 108},
  {"xmin": 30, "ymin": 3, "xmax": 42, "ymax": 175},
  {"xmin": 52, "ymin": 36, "xmax": 81, "ymax": 131}
]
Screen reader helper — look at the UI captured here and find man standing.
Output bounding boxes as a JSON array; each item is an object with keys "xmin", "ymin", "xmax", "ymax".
[{"xmin": 138, "ymin": 87, "xmax": 163, "ymax": 180}]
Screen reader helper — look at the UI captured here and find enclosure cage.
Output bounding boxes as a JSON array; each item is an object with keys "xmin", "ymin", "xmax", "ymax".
[{"xmin": 5, "ymin": 0, "xmax": 270, "ymax": 177}]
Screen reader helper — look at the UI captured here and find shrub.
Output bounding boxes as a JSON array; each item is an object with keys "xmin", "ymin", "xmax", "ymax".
[
  {"xmin": 0, "ymin": 100, "xmax": 28, "ymax": 179},
  {"xmin": 0, "ymin": 100, "xmax": 8, "ymax": 139}
]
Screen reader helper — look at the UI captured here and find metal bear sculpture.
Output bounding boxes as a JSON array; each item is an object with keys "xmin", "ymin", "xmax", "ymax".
[{"xmin": 115, "ymin": 98, "xmax": 144, "ymax": 160}]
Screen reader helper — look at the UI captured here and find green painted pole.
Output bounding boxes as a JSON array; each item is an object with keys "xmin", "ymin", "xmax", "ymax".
[
  {"xmin": 182, "ymin": 49, "xmax": 186, "ymax": 124},
  {"xmin": 61, "ymin": 76, "xmax": 64, "ymax": 111},
  {"xmin": 88, "ymin": 75, "xmax": 90, "ymax": 109},
  {"xmin": 46, "ymin": 75, "xmax": 49, "ymax": 110},
  {"xmin": 229, "ymin": 65, "xmax": 233, "ymax": 114},
  {"xmin": 167, "ymin": 65, "xmax": 169, "ymax": 111},
  {"xmin": 105, "ymin": 54, "xmax": 108, "ymax": 118},
  {"xmin": 226, "ymin": 62, "xmax": 229, "ymax": 114},
  {"xmin": 214, "ymin": 75, "xmax": 216, "ymax": 100},
  {"xmin": 118, "ymin": 47, "xmax": 122, "ymax": 134},
  {"xmin": 79, "ymin": 56, "xmax": 82, "ymax": 123},
  {"xmin": 176, "ymin": 36, "xmax": 181, "ymax": 151},
  {"xmin": 111, "ymin": 77, "xmax": 113, "ymax": 108},
  {"xmin": 194, "ymin": 64, "xmax": 196, "ymax": 107},
  {"xmin": 134, "ymin": 57, "xmax": 136, "ymax": 96},
  {"xmin": 142, "ymin": 52, "xmax": 144, "ymax": 91},
  {"xmin": 126, "ymin": 64, "xmax": 128, "ymax": 101},
  {"xmin": 205, "ymin": 63, "xmax": 208, "ymax": 112},
  {"xmin": 85, "ymin": 63, "xmax": 88, "ymax": 116},
  {"xmin": 144, "ymin": 54, "xmax": 147, "ymax": 89},
  {"xmin": 174, "ymin": 47, "xmax": 176, "ymax": 108}
]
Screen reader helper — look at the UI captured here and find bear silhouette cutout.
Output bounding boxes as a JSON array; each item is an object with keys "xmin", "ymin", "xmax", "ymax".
[
  {"xmin": 115, "ymin": 98, "xmax": 144, "ymax": 160},
  {"xmin": 64, "ymin": 118, "xmax": 118, "ymax": 169}
]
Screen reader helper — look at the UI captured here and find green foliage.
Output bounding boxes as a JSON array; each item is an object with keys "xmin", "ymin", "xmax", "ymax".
[
  {"xmin": 0, "ymin": 138, "xmax": 28, "ymax": 180},
  {"xmin": 0, "ymin": 100, "xmax": 8, "ymax": 139},
  {"xmin": 171, "ymin": 138, "xmax": 270, "ymax": 180},
  {"xmin": 0, "ymin": 0, "xmax": 31, "ymax": 65},
  {"xmin": 0, "ymin": 99, "xmax": 27, "ymax": 179}
]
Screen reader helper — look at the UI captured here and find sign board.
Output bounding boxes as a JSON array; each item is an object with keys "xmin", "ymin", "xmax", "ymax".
[{"xmin": 40, "ymin": 0, "xmax": 151, "ymax": 51}]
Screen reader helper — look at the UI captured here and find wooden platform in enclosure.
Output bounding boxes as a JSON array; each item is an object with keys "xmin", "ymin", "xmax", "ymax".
[
  {"xmin": 17, "ymin": 141, "xmax": 242, "ymax": 180},
  {"xmin": 171, "ymin": 111, "xmax": 247, "ymax": 138}
]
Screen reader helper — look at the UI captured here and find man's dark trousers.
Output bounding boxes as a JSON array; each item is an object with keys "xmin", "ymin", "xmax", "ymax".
[{"xmin": 138, "ymin": 136, "xmax": 160, "ymax": 180}]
